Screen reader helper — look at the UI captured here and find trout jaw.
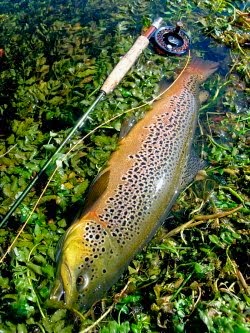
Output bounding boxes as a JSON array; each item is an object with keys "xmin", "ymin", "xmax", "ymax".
[
  {"xmin": 60, "ymin": 261, "xmax": 78, "ymax": 308},
  {"xmin": 50, "ymin": 260, "xmax": 78, "ymax": 308},
  {"xmin": 57, "ymin": 246, "xmax": 92, "ymax": 309},
  {"xmin": 50, "ymin": 276, "xmax": 64, "ymax": 302}
]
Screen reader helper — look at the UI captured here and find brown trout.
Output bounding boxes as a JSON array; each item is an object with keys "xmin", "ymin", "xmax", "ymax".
[{"xmin": 50, "ymin": 57, "xmax": 218, "ymax": 311}]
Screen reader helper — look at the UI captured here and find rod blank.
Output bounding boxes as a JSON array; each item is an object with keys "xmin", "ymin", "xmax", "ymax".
[{"xmin": 0, "ymin": 18, "xmax": 164, "ymax": 226}]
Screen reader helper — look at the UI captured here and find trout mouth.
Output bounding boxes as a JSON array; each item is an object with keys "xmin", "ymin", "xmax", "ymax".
[
  {"xmin": 50, "ymin": 276, "xmax": 65, "ymax": 305},
  {"xmin": 60, "ymin": 261, "xmax": 78, "ymax": 308},
  {"xmin": 50, "ymin": 261, "xmax": 78, "ymax": 309}
]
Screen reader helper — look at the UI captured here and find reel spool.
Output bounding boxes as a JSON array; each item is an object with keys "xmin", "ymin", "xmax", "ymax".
[{"xmin": 150, "ymin": 22, "xmax": 190, "ymax": 56}]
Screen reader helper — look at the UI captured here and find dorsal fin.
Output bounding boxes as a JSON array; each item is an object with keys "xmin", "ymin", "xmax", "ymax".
[{"xmin": 82, "ymin": 169, "xmax": 110, "ymax": 211}]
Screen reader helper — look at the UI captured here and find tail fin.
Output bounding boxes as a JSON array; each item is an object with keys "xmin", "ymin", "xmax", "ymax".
[{"xmin": 186, "ymin": 57, "xmax": 219, "ymax": 82}]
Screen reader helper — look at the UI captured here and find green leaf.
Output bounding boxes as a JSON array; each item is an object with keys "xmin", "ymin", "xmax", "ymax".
[
  {"xmin": 76, "ymin": 68, "xmax": 95, "ymax": 78},
  {"xmin": 41, "ymin": 264, "xmax": 54, "ymax": 279},
  {"xmin": 49, "ymin": 96, "xmax": 64, "ymax": 105},
  {"xmin": 17, "ymin": 323, "xmax": 28, "ymax": 333},
  {"xmin": 26, "ymin": 262, "xmax": 43, "ymax": 275},
  {"xmin": 100, "ymin": 321, "xmax": 130, "ymax": 333},
  {"xmin": 50, "ymin": 309, "xmax": 68, "ymax": 323},
  {"xmin": 0, "ymin": 276, "xmax": 10, "ymax": 289},
  {"xmin": 209, "ymin": 234, "xmax": 225, "ymax": 248}
]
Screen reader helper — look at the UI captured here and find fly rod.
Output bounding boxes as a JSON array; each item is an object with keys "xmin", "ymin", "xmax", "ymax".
[
  {"xmin": 0, "ymin": 17, "xmax": 166, "ymax": 227},
  {"xmin": 1, "ymin": 18, "xmax": 190, "ymax": 227}
]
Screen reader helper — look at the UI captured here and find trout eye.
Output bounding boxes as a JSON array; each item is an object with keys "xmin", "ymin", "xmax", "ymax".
[
  {"xmin": 76, "ymin": 273, "xmax": 89, "ymax": 291},
  {"xmin": 76, "ymin": 276, "xmax": 84, "ymax": 286}
]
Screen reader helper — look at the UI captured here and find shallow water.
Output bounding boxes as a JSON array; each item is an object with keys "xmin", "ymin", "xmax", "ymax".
[{"xmin": 0, "ymin": 0, "xmax": 249, "ymax": 332}]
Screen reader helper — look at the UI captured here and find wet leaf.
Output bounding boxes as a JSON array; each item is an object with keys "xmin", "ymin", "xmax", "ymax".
[{"xmin": 0, "ymin": 1, "xmax": 249, "ymax": 332}]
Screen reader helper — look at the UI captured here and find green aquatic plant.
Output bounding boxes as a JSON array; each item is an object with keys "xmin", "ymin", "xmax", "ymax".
[
  {"xmin": 0, "ymin": 0, "xmax": 249, "ymax": 332},
  {"xmin": 197, "ymin": 0, "xmax": 250, "ymax": 84}
]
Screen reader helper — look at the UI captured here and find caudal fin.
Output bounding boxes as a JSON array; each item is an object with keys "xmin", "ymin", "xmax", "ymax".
[{"xmin": 186, "ymin": 57, "xmax": 219, "ymax": 82}]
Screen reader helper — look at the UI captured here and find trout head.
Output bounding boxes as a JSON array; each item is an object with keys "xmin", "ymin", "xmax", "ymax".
[{"xmin": 50, "ymin": 212, "xmax": 120, "ymax": 311}]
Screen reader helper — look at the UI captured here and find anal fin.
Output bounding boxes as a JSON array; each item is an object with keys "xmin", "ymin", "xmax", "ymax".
[{"xmin": 180, "ymin": 148, "xmax": 207, "ymax": 189}]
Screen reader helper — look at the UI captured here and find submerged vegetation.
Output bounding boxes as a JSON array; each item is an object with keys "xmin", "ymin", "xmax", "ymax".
[{"xmin": 0, "ymin": 0, "xmax": 249, "ymax": 332}]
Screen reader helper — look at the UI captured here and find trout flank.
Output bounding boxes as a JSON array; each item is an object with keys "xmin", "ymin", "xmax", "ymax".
[{"xmin": 50, "ymin": 58, "xmax": 218, "ymax": 311}]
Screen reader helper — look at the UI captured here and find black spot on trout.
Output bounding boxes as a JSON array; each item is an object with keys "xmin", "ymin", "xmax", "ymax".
[{"xmin": 50, "ymin": 57, "xmax": 218, "ymax": 311}]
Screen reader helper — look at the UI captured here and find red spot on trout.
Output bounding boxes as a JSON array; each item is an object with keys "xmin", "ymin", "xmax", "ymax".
[{"xmin": 50, "ymin": 57, "xmax": 218, "ymax": 311}]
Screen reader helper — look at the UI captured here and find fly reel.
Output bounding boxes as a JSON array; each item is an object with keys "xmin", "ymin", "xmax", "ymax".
[{"xmin": 150, "ymin": 22, "xmax": 190, "ymax": 56}]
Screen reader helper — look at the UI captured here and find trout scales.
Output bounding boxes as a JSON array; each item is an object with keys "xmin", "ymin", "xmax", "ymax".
[{"xmin": 50, "ymin": 57, "xmax": 218, "ymax": 311}]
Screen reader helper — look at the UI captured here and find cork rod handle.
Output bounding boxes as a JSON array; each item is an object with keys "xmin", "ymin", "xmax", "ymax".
[
  {"xmin": 101, "ymin": 18, "xmax": 163, "ymax": 95},
  {"xmin": 101, "ymin": 36, "xmax": 149, "ymax": 94}
]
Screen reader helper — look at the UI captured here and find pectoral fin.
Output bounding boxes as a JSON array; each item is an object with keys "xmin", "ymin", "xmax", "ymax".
[
  {"xmin": 82, "ymin": 169, "xmax": 110, "ymax": 211},
  {"xmin": 119, "ymin": 116, "xmax": 137, "ymax": 140}
]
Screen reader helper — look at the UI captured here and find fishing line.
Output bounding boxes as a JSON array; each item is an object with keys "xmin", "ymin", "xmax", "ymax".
[
  {"xmin": 0, "ymin": 144, "xmax": 17, "ymax": 158},
  {"xmin": 0, "ymin": 52, "xmax": 191, "ymax": 264},
  {"xmin": 0, "ymin": 17, "xmax": 190, "ymax": 227},
  {"xmin": 27, "ymin": 242, "xmax": 46, "ymax": 319}
]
